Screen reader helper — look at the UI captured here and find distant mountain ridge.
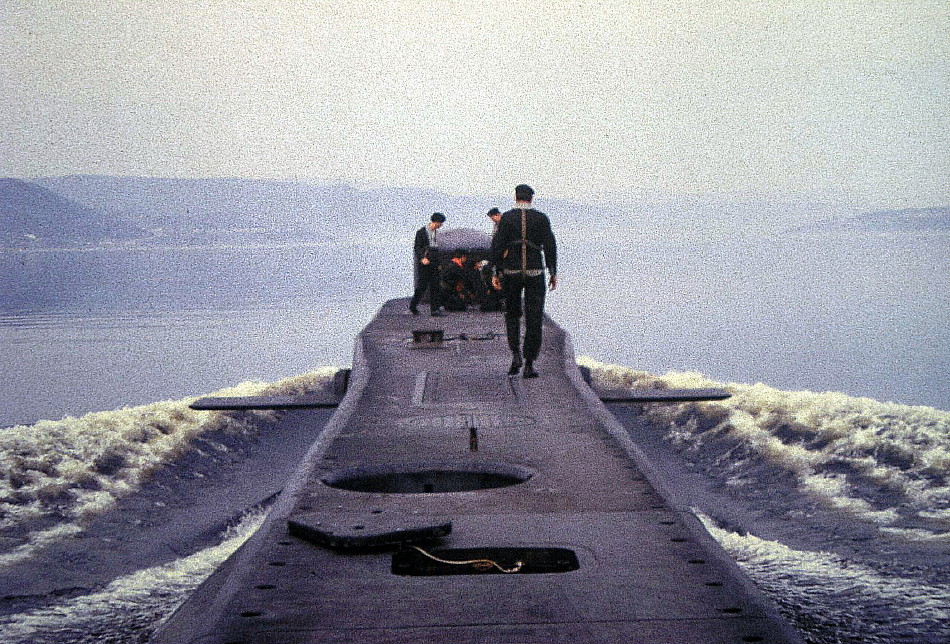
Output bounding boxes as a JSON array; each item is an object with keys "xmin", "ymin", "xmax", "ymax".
[
  {"xmin": 804, "ymin": 205, "xmax": 950, "ymax": 233},
  {"xmin": 35, "ymin": 176, "xmax": 357, "ymax": 235},
  {"xmin": 33, "ymin": 176, "xmax": 511, "ymax": 242},
  {"xmin": 29, "ymin": 176, "xmax": 830, "ymax": 238},
  {"xmin": 0, "ymin": 178, "xmax": 143, "ymax": 246},
  {"xmin": 31, "ymin": 175, "xmax": 609, "ymax": 244},
  {"xmin": 855, "ymin": 206, "xmax": 950, "ymax": 232},
  {"xmin": 5, "ymin": 175, "xmax": 944, "ymax": 249}
]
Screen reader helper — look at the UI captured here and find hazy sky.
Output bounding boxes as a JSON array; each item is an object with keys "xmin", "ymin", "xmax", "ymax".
[{"xmin": 2, "ymin": 1, "xmax": 948, "ymax": 207}]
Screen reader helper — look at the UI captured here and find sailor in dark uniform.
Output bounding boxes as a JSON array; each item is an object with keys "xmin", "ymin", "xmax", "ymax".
[
  {"xmin": 409, "ymin": 212, "xmax": 446, "ymax": 316},
  {"xmin": 441, "ymin": 251, "xmax": 480, "ymax": 311},
  {"xmin": 476, "ymin": 207, "xmax": 505, "ymax": 312},
  {"xmin": 486, "ymin": 206, "xmax": 502, "ymax": 234},
  {"xmin": 490, "ymin": 184, "xmax": 558, "ymax": 378}
]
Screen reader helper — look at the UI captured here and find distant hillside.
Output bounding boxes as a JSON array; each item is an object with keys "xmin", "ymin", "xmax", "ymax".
[
  {"xmin": 0, "ymin": 178, "xmax": 143, "ymax": 246},
  {"xmin": 34, "ymin": 176, "xmax": 495, "ymax": 240},
  {"xmin": 855, "ymin": 206, "xmax": 950, "ymax": 232},
  {"xmin": 805, "ymin": 206, "xmax": 950, "ymax": 233},
  {"xmin": 33, "ymin": 175, "xmax": 610, "ymax": 242},
  {"xmin": 35, "ymin": 176, "xmax": 349, "ymax": 236},
  {"xmin": 26, "ymin": 175, "xmax": 858, "ymax": 248}
]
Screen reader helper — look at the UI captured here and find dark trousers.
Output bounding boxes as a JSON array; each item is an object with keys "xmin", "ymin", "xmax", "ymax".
[
  {"xmin": 410, "ymin": 264, "xmax": 440, "ymax": 313},
  {"xmin": 502, "ymin": 273, "xmax": 546, "ymax": 360},
  {"xmin": 479, "ymin": 268, "xmax": 505, "ymax": 311}
]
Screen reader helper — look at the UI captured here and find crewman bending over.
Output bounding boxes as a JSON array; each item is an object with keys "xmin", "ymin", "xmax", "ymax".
[{"xmin": 442, "ymin": 251, "xmax": 480, "ymax": 311}]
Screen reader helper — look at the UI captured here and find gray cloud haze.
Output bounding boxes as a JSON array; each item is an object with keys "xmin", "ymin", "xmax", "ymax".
[{"xmin": 2, "ymin": 0, "xmax": 948, "ymax": 208}]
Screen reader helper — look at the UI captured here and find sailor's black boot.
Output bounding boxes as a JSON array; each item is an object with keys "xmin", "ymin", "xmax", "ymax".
[
  {"xmin": 508, "ymin": 354, "xmax": 523, "ymax": 376},
  {"xmin": 522, "ymin": 360, "xmax": 539, "ymax": 379}
]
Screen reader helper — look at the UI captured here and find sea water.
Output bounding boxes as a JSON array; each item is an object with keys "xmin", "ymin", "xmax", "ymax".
[
  {"xmin": 0, "ymin": 241, "xmax": 407, "ymax": 427},
  {"xmin": 1, "ymin": 227, "xmax": 948, "ymax": 642}
]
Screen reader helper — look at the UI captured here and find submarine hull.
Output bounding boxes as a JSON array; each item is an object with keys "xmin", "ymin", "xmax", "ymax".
[{"xmin": 153, "ymin": 298, "xmax": 802, "ymax": 644}]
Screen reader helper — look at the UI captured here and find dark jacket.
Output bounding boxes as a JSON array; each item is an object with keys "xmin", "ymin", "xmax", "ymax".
[
  {"xmin": 414, "ymin": 226, "xmax": 437, "ymax": 265},
  {"xmin": 490, "ymin": 207, "xmax": 557, "ymax": 275}
]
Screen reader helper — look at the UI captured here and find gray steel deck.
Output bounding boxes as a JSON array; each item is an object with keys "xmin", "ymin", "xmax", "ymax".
[{"xmin": 153, "ymin": 298, "xmax": 802, "ymax": 644}]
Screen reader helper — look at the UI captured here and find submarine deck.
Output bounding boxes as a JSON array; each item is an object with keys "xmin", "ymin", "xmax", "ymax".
[{"xmin": 153, "ymin": 298, "xmax": 801, "ymax": 644}]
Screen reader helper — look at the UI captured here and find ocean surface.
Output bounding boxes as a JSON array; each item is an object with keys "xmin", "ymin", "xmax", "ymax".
[{"xmin": 1, "ymin": 225, "xmax": 948, "ymax": 642}]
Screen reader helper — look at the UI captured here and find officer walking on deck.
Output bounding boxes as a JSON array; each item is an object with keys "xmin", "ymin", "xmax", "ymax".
[
  {"xmin": 410, "ymin": 212, "xmax": 446, "ymax": 317},
  {"xmin": 490, "ymin": 184, "xmax": 558, "ymax": 378}
]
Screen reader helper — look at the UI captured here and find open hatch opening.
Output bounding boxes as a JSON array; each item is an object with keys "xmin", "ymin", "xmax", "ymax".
[{"xmin": 392, "ymin": 547, "xmax": 580, "ymax": 576}]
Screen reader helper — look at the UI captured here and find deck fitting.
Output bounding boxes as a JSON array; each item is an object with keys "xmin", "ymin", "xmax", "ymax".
[
  {"xmin": 411, "ymin": 329, "xmax": 444, "ymax": 347},
  {"xmin": 288, "ymin": 511, "xmax": 452, "ymax": 550}
]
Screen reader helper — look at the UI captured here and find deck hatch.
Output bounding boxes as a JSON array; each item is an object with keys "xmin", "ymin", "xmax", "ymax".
[
  {"xmin": 422, "ymin": 371, "xmax": 514, "ymax": 404},
  {"xmin": 322, "ymin": 463, "xmax": 532, "ymax": 494},
  {"xmin": 392, "ymin": 547, "xmax": 580, "ymax": 576}
]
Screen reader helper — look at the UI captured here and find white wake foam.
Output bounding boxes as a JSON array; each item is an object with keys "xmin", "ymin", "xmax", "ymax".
[
  {"xmin": 0, "ymin": 368, "xmax": 337, "ymax": 566},
  {"xmin": 0, "ymin": 506, "xmax": 267, "ymax": 644},
  {"xmin": 697, "ymin": 513, "xmax": 950, "ymax": 643},
  {"xmin": 580, "ymin": 357, "xmax": 950, "ymax": 537}
]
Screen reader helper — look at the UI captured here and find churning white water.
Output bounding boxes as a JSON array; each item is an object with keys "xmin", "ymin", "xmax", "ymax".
[{"xmin": 583, "ymin": 357, "xmax": 950, "ymax": 643}]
